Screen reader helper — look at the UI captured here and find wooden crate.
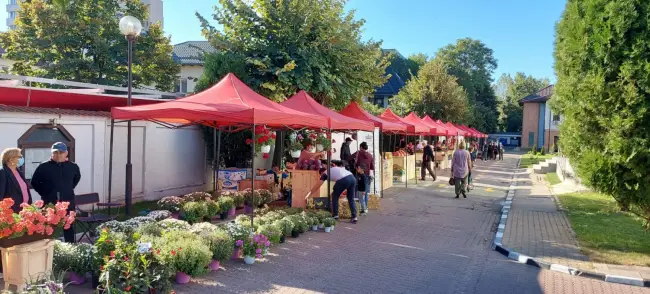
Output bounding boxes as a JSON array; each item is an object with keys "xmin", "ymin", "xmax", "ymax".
[
  {"xmin": 393, "ymin": 155, "xmax": 416, "ymax": 180},
  {"xmin": 289, "ymin": 170, "xmax": 336, "ymax": 208}
]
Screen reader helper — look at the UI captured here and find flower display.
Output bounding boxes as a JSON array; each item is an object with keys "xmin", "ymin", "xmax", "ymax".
[
  {"xmin": 147, "ymin": 210, "xmax": 172, "ymax": 221},
  {"xmin": 239, "ymin": 233, "xmax": 271, "ymax": 259},
  {"xmin": 247, "ymin": 125, "xmax": 276, "ymax": 154},
  {"xmin": 157, "ymin": 196, "xmax": 183, "ymax": 213},
  {"xmin": 0, "ymin": 198, "xmax": 75, "ymax": 239}
]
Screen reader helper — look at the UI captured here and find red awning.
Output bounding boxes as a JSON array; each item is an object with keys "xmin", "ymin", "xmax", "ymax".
[
  {"xmin": 403, "ymin": 112, "xmax": 437, "ymax": 135},
  {"xmin": 457, "ymin": 125, "xmax": 479, "ymax": 138},
  {"xmin": 443, "ymin": 122, "xmax": 469, "ymax": 137},
  {"xmin": 422, "ymin": 115, "xmax": 451, "ymax": 136},
  {"xmin": 451, "ymin": 123, "xmax": 472, "ymax": 137},
  {"xmin": 338, "ymin": 101, "xmax": 406, "ymax": 132},
  {"xmin": 280, "ymin": 91, "xmax": 374, "ymax": 131},
  {"xmin": 0, "ymin": 85, "xmax": 163, "ymax": 112},
  {"xmin": 470, "ymin": 127, "xmax": 486, "ymax": 138},
  {"xmin": 112, "ymin": 73, "xmax": 328, "ymax": 129},
  {"xmin": 379, "ymin": 109, "xmax": 418, "ymax": 134}
]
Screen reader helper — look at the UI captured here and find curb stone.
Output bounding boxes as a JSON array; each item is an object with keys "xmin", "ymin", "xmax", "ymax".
[{"xmin": 492, "ymin": 158, "xmax": 650, "ymax": 288}]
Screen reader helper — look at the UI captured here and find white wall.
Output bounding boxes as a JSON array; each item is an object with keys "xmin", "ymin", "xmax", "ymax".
[
  {"xmin": 544, "ymin": 103, "xmax": 562, "ymax": 131},
  {"xmin": 0, "ymin": 111, "xmax": 207, "ymax": 205},
  {"xmin": 179, "ymin": 65, "xmax": 205, "ymax": 93},
  {"xmin": 332, "ymin": 128, "xmax": 381, "ymax": 194}
]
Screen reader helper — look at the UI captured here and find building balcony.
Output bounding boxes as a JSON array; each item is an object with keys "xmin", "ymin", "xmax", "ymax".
[{"xmin": 6, "ymin": 3, "xmax": 19, "ymax": 12}]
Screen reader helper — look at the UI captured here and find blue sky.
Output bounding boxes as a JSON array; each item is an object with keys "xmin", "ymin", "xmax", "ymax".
[{"xmin": 1, "ymin": 0, "xmax": 566, "ymax": 82}]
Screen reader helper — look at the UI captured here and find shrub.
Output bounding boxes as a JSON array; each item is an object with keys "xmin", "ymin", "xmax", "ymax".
[
  {"xmin": 157, "ymin": 196, "xmax": 183, "ymax": 213},
  {"xmin": 182, "ymin": 201, "xmax": 208, "ymax": 223},
  {"xmin": 256, "ymin": 224, "xmax": 282, "ymax": 245},
  {"xmin": 124, "ymin": 216, "xmax": 156, "ymax": 228},
  {"xmin": 217, "ymin": 196, "xmax": 235, "ymax": 212},
  {"xmin": 273, "ymin": 219, "xmax": 293, "ymax": 237},
  {"xmin": 224, "ymin": 222, "xmax": 250, "ymax": 244},
  {"xmin": 183, "ymin": 191, "xmax": 212, "ymax": 203},
  {"xmin": 263, "ymin": 211, "xmax": 283, "ymax": 222},
  {"xmin": 315, "ymin": 210, "xmax": 331, "ymax": 224},
  {"xmin": 283, "ymin": 207, "xmax": 303, "ymax": 215},
  {"xmin": 286, "ymin": 215, "xmax": 307, "ymax": 233},
  {"xmin": 323, "ymin": 217, "xmax": 336, "ymax": 227},
  {"xmin": 232, "ymin": 192, "xmax": 245, "ymax": 208},
  {"xmin": 96, "ymin": 220, "xmax": 138, "ymax": 235},
  {"xmin": 205, "ymin": 200, "xmax": 221, "ymax": 218},
  {"xmin": 159, "ymin": 231, "xmax": 212, "ymax": 277},
  {"xmin": 71, "ymin": 243, "xmax": 94, "ymax": 275},
  {"xmin": 257, "ymin": 189, "xmax": 273, "ymax": 205},
  {"xmin": 137, "ymin": 222, "xmax": 164, "ymax": 237},
  {"xmin": 158, "ymin": 218, "xmax": 191, "ymax": 232},
  {"xmin": 192, "ymin": 225, "xmax": 234, "ymax": 262},
  {"xmin": 53, "ymin": 240, "xmax": 74, "ymax": 273},
  {"xmin": 147, "ymin": 210, "xmax": 172, "ymax": 221}
]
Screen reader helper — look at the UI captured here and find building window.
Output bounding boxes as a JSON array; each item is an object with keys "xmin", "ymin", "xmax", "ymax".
[
  {"xmin": 17, "ymin": 124, "xmax": 75, "ymax": 180},
  {"xmin": 9, "ymin": 12, "xmax": 17, "ymax": 19},
  {"xmin": 552, "ymin": 113, "xmax": 561, "ymax": 122},
  {"xmin": 8, "ymin": 25, "xmax": 16, "ymax": 30},
  {"xmin": 10, "ymin": 0, "xmax": 17, "ymax": 5},
  {"xmin": 175, "ymin": 78, "xmax": 188, "ymax": 93}
]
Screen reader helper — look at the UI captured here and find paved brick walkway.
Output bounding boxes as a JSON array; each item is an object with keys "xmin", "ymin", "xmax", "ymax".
[{"xmin": 66, "ymin": 154, "xmax": 650, "ymax": 293}]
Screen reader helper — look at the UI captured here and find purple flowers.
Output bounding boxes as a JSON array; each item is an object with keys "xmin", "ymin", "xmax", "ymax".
[
  {"xmin": 256, "ymin": 248, "xmax": 262, "ymax": 254},
  {"xmin": 265, "ymin": 241, "xmax": 271, "ymax": 247},
  {"xmin": 235, "ymin": 240, "xmax": 244, "ymax": 247}
]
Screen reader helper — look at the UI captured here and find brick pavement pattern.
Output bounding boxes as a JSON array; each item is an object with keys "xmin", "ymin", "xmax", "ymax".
[{"xmin": 68, "ymin": 154, "xmax": 650, "ymax": 294}]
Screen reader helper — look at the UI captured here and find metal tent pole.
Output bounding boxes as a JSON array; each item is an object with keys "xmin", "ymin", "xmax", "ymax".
[
  {"xmin": 215, "ymin": 128, "xmax": 221, "ymax": 191},
  {"xmin": 379, "ymin": 129, "xmax": 383, "ymax": 197},
  {"xmin": 327, "ymin": 131, "xmax": 332, "ymax": 213},
  {"xmin": 250, "ymin": 124, "xmax": 256, "ymax": 232},
  {"xmin": 108, "ymin": 119, "xmax": 115, "ymax": 215},
  {"xmin": 404, "ymin": 132, "xmax": 408, "ymax": 189}
]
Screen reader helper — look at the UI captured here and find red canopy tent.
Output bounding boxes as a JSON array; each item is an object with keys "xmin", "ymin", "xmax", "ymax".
[
  {"xmin": 338, "ymin": 101, "xmax": 406, "ymax": 132},
  {"xmin": 111, "ymin": 73, "xmax": 328, "ymax": 129},
  {"xmin": 443, "ymin": 122, "xmax": 470, "ymax": 137},
  {"xmin": 403, "ymin": 112, "xmax": 437, "ymax": 135},
  {"xmin": 280, "ymin": 91, "xmax": 374, "ymax": 131},
  {"xmin": 456, "ymin": 125, "xmax": 477, "ymax": 138},
  {"xmin": 470, "ymin": 127, "xmax": 486, "ymax": 138},
  {"xmin": 421, "ymin": 115, "xmax": 450, "ymax": 136},
  {"xmin": 380, "ymin": 109, "xmax": 421, "ymax": 134}
]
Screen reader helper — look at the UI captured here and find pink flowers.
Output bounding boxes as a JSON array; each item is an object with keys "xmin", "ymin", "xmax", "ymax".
[
  {"xmin": 0, "ymin": 198, "xmax": 76, "ymax": 239},
  {"xmin": 235, "ymin": 240, "xmax": 244, "ymax": 247}
]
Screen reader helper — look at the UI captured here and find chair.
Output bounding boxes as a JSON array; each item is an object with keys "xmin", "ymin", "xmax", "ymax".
[{"xmin": 74, "ymin": 193, "xmax": 124, "ymax": 243}]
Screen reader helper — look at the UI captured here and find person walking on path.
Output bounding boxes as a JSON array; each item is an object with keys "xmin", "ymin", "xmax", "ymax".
[
  {"xmin": 307, "ymin": 163, "xmax": 358, "ymax": 223},
  {"xmin": 451, "ymin": 141, "xmax": 471, "ymax": 198},
  {"xmin": 482, "ymin": 141, "xmax": 488, "ymax": 161},
  {"xmin": 499, "ymin": 142, "xmax": 504, "ymax": 161},
  {"xmin": 349, "ymin": 142, "xmax": 374, "ymax": 215},
  {"xmin": 420, "ymin": 140, "xmax": 436, "ymax": 181},
  {"xmin": 467, "ymin": 146, "xmax": 477, "ymax": 191},
  {"xmin": 31, "ymin": 142, "xmax": 81, "ymax": 243},
  {"xmin": 340, "ymin": 137, "xmax": 352, "ymax": 171}
]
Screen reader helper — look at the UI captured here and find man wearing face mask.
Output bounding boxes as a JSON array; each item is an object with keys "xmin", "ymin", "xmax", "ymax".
[{"xmin": 31, "ymin": 142, "xmax": 81, "ymax": 243}]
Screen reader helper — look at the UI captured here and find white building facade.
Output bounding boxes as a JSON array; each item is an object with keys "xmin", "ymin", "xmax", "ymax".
[{"xmin": 6, "ymin": 0, "xmax": 163, "ymax": 31}]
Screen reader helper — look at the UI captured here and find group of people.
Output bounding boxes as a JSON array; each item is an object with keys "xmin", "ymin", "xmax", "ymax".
[
  {"xmin": 0, "ymin": 142, "xmax": 81, "ymax": 277},
  {"xmin": 482, "ymin": 141, "xmax": 504, "ymax": 161},
  {"xmin": 306, "ymin": 138, "xmax": 374, "ymax": 224}
]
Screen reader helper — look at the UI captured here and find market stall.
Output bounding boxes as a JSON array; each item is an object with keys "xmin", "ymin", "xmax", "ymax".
[{"xmin": 280, "ymin": 91, "xmax": 375, "ymax": 208}]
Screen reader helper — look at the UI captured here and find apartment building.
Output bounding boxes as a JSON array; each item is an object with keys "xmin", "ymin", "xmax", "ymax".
[{"xmin": 519, "ymin": 85, "xmax": 561, "ymax": 151}]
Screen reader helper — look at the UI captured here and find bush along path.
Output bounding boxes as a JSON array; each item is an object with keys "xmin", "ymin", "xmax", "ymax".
[{"xmin": 493, "ymin": 158, "xmax": 650, "ymax": 288}]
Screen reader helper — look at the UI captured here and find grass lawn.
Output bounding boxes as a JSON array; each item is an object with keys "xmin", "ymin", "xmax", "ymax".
[
  {"xmin": 520, "ymin": 153, "xmax": 553, "ymax": 168},
  {"xmin": 545, "ymin": 173, "xmax": 561, "ymax": 185},
  {"xmin": 557, "ymin": 192, "xmax": 650, "ymax": 266}
]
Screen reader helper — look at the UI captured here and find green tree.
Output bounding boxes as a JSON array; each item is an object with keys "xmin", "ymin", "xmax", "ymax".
[
  {"xmin": 391, "ymin": 59, "xmax": 469, "ymax": 123},
  {"xmin": 0, "ymin": 0, "xmax": 179, "ymax": 91},
  {"xmin": 496, "ymin": 73, "xmax": 550, "ymax": 132},
  {"xmin": 435, "ymin": 38, "xmax": 499, "ymax": 132},
  {"xmin": 554, "ymin": 0, "xmax": 650, "ymax": 224},
  {"xmin": 407, "ymin": 53, "xmax": 428, "ymax": 77},
  {"xmin": 197, "ymin": 0, "xmax": 389, "ymax": 109}
]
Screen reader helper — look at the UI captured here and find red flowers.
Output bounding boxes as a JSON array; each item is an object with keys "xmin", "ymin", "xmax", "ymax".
[
  {"xmin": 110, "ymin": 251, "xmax": 116, "ymax": 258},
  {"xmin": 262, "ymin": 153, "xmax": 270, "ymax": 159},
  {"xmin": 271, "ymin": 133, "xmax": 276, "ymax": 139},
  {"xmin": 245, "ymin": 138, "xmax": 252, "ymax": 145},
  {"xmin": 170, "ymin": 250, "xmax": 177, "ymax": 256},
  {"xmin": 125, "ymin": 286, "xmax": 132, "ymax": 291},
  {"xmin": 0, "ymin": 199, "xmax": 76, "ymax": 239}
]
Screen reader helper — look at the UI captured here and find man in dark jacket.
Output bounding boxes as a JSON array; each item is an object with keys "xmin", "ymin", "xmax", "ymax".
[
  {"xmin": 348, "ymin": 142, "xmax": 374, "ymax": 215},
  {"xmin": 340, "ymin": 137, "xmax": 353, "ymax": 171},
  {"xmin": 420, "ymin": 141, "xmax": 436, "ymax": 181},
  {"xmin": 31, "ymin": 142, "xmax": 81, "ymax": 243}
]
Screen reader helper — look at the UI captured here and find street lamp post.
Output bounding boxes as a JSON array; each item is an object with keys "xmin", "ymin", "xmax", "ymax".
[{"xmin": 119, "ymin": 15, "xmax": 142, "ymax": 216}]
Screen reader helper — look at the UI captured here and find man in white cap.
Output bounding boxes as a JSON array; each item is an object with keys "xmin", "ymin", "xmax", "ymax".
[{"xmin": 31, "ymin": 142, "xmax": 81, "ymax": 243}]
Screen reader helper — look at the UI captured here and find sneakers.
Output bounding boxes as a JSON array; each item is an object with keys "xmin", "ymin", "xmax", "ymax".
[
  {"xmin": 462, "ymin": 193, "xmax": 467, "ymax": 198},
  {"xmin": 455, "ymin": 195, "xmax": 460, "ymax": 199},
  {"xmin": 360, "ymin": 209, "xmax": 368, "ymax": 215},
  {"xmin": 333, "ymin": 215, "xmax": 339, "ymax": 220},
  {"xmin": 351, "ymin": 218, "xmax": 358, "ymax": 224}
]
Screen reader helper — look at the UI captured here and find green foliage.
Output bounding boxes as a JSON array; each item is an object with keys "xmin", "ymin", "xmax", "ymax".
[
  {"xmin": 495, "ymin": 73, "xmax": 550, "ymax": 132},
  {"xmin": 286, "ymin": 215, "xmax": 308, "ymax": 233},
  {"xmin": 0, "ymin": 0, "xmax": 179, "ymax": 91},
  {"xmin": 191, "ymin": 223, "xmax": 234, "ymax": 262},
  {"xmin": 553, "ymin": 0, "xmax": 650, "ymax": 226},
  {"xmin": 273, "ymin": 219, "xmax": 294, "ymax": 237},
  {"xmin": 323, "ymin": 217, "xmax": 336, "ymax": 227},
  {"xmin": 194, "ymin": 51, "xmax": 249, "ymax": 93},
  {"xmin": 217, "ymin": 196, "xmax": 235, "ymax": 212},
  {"xmin": 196, "ymin": 0, "xmax": 389, "ymax": 108},
  {"xmin": 205, "ymin": 200, "xmax": 221, "ymax": 218},
  {"xmin": 182, "ymin": 201, "xmax": 208, "ymax": 224},
  {"xmin": 360, "ymin": 100, "xmax": 385, "ymax": 116},
  {"xmin": 158, "ymin": 218, "xmax": 191, "ymax": 232},
  {"xmin": 159, "ymin": 231, "xmax": 212, "ymax": 277},
  {"xmin": 435, "ymin": 38, "xmax": 499, "ymax": 132},
  {"xmin": 256, "ymin": 224, "xmax": 282, "ymax": 245},
  {"xmin": 392, "ymin": 59, "xmax": 469, "ymax": 122},
  {"xmin": 137, "ymin": 222, "xmax": 164, "ymax": 237}
]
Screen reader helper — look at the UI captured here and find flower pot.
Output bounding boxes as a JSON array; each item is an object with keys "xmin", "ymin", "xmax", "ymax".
[
  {"xmin": 290, "ymin": 150, "xmax": 301, "ymax": 158},
  {"xmin": 209, "ymin": 259, "xmax": 221, "ymax": 271},
  {"xmin": 262, "ymin": 248, "xmax": 268, "ymax": 255},
  {"xmin": 175, "ymin": 272, "xmax": 191, "ymax": 284},
  {"xmin": 291, "ymin": 230, "xmax": 300, "ymax": 238},
  {"xmin": 279, "ymin": 236, "xmax": 285, "ymax": 243},
  {"xmin": 318, "ymin": 223, "xmax": 324, "ymax": 229},
  {"xmin": 228, "ymin": 207, "xmax": 236, "ymax": 216},
  {"xmin": 220, "ymin": 212, "xmax": 228, "ymax": 220},
  {"xmin": 261, "ymin": 145, "xmax": 271, "ymax": 153},
  {"xmin": 68, "ymin": 271, "xmax": 86, "ymax": 285},
  {"xmin": 325, "ymin": 227, "xmax": 332, "ymax": 233},
  {"xmin": 171, "ymin": 212, "xmax": 180, "ymax": 219},
  {"xmin": 231, "ymin": 247, "xmax": 242, "ymax": 260},
  {"xmin": 312, "ymin": 225, "xmax": 318, "ymax": 231},
  {"xmin": 316, "ymin": 144, "xmax": 324, "ymax": 152},
  {"xmin": 244, "ymin": 205, "xmax": 254, "ymax": 214},
  {"xmin": 243, "ymin": 255, "xmax": 256, "ymax": 265},
  {"xmin": 0, "ymin": 238, "xmax": 55, "ymax": 291},
  {"xmin": 331, "ymin": 225, "xmax": 335, "ymax": 231}
]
